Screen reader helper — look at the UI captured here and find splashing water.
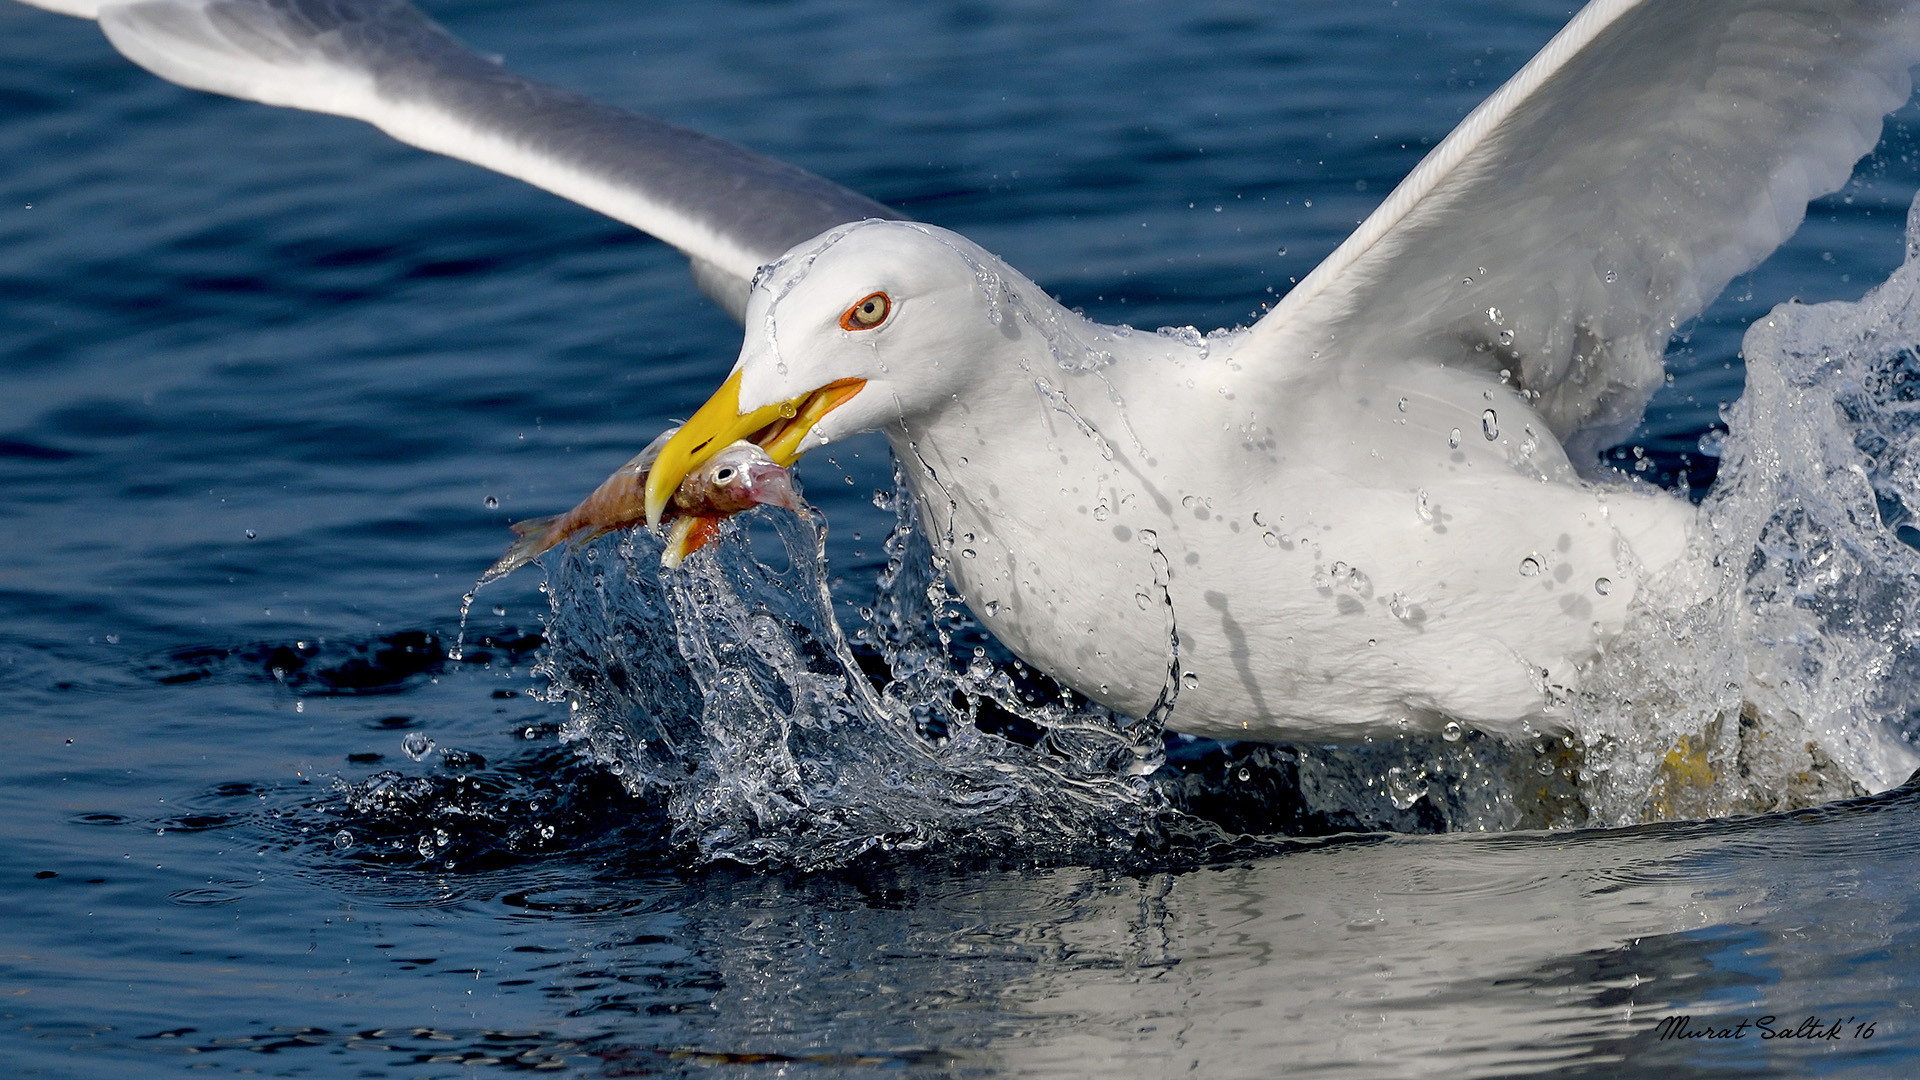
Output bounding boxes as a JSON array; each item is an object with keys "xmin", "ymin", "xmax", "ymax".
[
  {"xmin": 534, "ymin": 473, "xmax": 1169, "ymax": 870},
  {"xmin": 1571, "ymin": 193, "xmax": 1920, "ymax": 824}
]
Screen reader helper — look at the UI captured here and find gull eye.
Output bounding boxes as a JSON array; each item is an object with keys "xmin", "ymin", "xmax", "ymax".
[
  {"xmin": 840, "ymin": 291, "xmax": 891, "ymax": 331},
  {"xmin": 712, "ymin": 466, "xmax": 738, "ymax": 486}
]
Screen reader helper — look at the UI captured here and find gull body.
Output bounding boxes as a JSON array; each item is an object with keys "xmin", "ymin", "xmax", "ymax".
[
  {"xmin": 17, "ymin": 0, "xmax": 1920, "ymax": 741},
  {"xmin": 736, "ymin": 221, "xmax": 1691, "ymax": 739}
]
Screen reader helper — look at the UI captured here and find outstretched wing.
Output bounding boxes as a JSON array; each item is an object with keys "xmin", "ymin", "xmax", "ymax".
[
  {"xmin": 1246, "ymin": 0, "xmax": 1920, "ymax": 463},
  {"xmin": 21, "ymin": 0, "xmax": 896, "ymax": 319}
]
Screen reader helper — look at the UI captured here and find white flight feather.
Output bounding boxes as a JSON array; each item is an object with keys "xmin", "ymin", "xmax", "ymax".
[
  {"xmin": 91, "ymin": 0, "xmax": 768, "ymax": 285},
  {"xmin": 1247, "ymin": 0, "xmax": 1920, "ymax": 462}
]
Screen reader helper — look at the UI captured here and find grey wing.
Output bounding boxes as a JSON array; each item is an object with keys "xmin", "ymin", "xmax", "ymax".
[
  {"xmin": 22, "ymin": 0, "xmax": 897, "ymax": 320},
  {"xmin": 1246, "ymin": 0, "xmax": 1920, "ymax": 463}
]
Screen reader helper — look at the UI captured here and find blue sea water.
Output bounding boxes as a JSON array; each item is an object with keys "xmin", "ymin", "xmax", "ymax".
[{"xmin": 6, "ymin": 0, "xmax": 1920, "ymax": 1076}]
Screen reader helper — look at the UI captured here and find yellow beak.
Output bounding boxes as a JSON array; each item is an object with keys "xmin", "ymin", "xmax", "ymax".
[{"xmin": 643, "ymin": 371, "xmax": 866, "ymax": 527}]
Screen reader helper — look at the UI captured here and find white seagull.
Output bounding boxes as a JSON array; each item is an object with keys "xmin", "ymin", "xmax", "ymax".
[{"xmin": 20, "ymin": 0, "xmax": 1920, "ymax": 742}]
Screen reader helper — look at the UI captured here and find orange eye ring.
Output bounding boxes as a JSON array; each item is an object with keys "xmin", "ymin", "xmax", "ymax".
[{"xmin": 840, "ymin": 291, "xmax": 891, "ymax": 331}]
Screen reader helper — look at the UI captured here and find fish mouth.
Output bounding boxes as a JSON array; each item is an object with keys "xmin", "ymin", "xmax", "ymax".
[
  {"xmin": 660, "ymin": 515, "xmax": 722, "ymax": 570},
  {"xmin": 659, "ymin": 461, "xmax": 809, "ymax": 569},
  {"xmin": 643, "ymin": 371, "xmax": 865, "ymax": 528}
]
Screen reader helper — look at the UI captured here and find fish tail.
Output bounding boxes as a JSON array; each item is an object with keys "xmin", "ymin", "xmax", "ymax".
[
  {"xmin": 478, "ymin": 514, "xmax": 563, "ymax": 585},
  {"xmin": 508, "ymin": 514, "xmax": 557, "ymax": 539}
]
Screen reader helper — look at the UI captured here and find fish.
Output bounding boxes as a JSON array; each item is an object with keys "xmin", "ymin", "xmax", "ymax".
[
  {"xmin": 658, "ymin": 439, "xmax": 807, "ymax": 569},
  {"xmin": 479, "ymin": 434, "xmax": 805, "ymax": 583}
]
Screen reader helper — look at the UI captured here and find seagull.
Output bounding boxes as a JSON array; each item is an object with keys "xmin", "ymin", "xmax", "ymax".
[{"xmin": 21, "ymin": 0, "xmax": 1920, "ymax": 742}]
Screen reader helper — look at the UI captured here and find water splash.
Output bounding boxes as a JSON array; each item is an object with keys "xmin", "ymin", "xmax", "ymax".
[
  {"xmin": 1572, "ymin": 193, "xmax": 1920, "ymax": 824},
  {"xmin": 533, "ymin": 481, "xmax": 1166, "ymax": 870}
]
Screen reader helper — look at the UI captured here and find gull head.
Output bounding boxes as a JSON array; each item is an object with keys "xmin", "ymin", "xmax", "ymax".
[{"xmin": 643, "ymin": 220, "xmax": 1012, "ymax": 527}]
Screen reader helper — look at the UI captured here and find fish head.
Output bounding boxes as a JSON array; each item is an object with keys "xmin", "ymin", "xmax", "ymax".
[
  {"xmin": 661, "ymin": 441, "xmax": 808, "ymax": 568},
  {"xmin": 671, "ymin": 440, "xmax": 805, "ymax": 516}
]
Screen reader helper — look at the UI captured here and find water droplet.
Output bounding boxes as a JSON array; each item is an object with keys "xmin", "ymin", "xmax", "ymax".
[
  {"xmin": 1447, "ymin": 427, "xmax": 1462, "ymax": 449},
  {"xmin": 1442, "ymin": 720, "xmax": 1464, "ymax": 742},
  {"xmin": 1486, "ymin": 306, "xmax": 1502, "ymax": 324},
  {"xmin": 1180, "ymin": 671, "xmax": 1199, "ymax": 689},
  {"xmin": 331, "ymin": 830, "xmax": 352, "ymax": 850},
  {"xmin": 1518, "ymin": 556, "xmax": 1542, "ymax": 577},
  {"xmin": 777, "ymin": 401, "xmax": 797, "ymax": 419},
  {"xmin": 491, "ymin": 605, "xmax": 506, "ymax": 617},
  {"xmin": 1497, "ymin": 328, "xmax": 1515, "ymax": 346},
  {"xmin": 1397, "ymin": 396, "xmax": 1409, "ymax": 413},
  {"xmin": 484, "ymin": 495, "xmax": 498, "ymax": 508},
  {"xmin": 1387, "ymin": 591, "xmax": 1422, "ymax": 624},
  {"xmin": 1262, "ymin": 532, "xmax": 1279, "ymax": 548},
  {"xmin": 1385, "ymin": 765, "xmax": 1428, "ymax": 809},
  {"xmin": 984, "ymin": 600, "xmax": 999, "ymax": 617},
  {"xmin": 1251, "ymin": 511, "xmax": 1268, "ymax": 527},
  {"xmin": 1519, "ymin": 426, "xmax": 1538, "ymax": 456},
  {"xmin": 1135, "ymin": 592, "xmax": 1152, "ymax": 610},
  {"xmin": 1481, "ymin": 409, "xmax": 1499, "ymax": 440},
  {"xmin": 1093, "ymin": 504, "xmax": 1110, "ymax": 520},
  {"xmin": 402, "ymin": 733, "xmax": 435, "ymax": 761},
  {"xmin": 244, "ymin": 529, "xmax": 256, "ymax": 540},
  {"xmin": 1236, "ymin": 767, "xmax": 1251, "ymax": 782},
  {"xmin": 1136, "ymin": 529, "xmax": 1157, "ymax": 546},
  {"xmin": 1415, "ymin": 489, "xmax": 1434, "ymax": 523},
  {"xmin": 1604, "ymin": 269, "xmax": 1618, "ymax": 283},
  {"xmin": 1594, "ymin": 577, "xmax": 1612, "ymax": 596}
]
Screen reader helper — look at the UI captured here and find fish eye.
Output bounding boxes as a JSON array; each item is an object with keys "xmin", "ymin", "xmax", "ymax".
[
  {"xmin": 712, "ymin": 466, "xmax": 738, "ymax": 485},
  {"xmin": 840, "ymin": 291, "xmax": 890, "ymax": 331}
]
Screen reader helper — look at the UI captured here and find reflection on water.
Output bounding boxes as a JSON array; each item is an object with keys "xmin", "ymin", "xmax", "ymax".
[{"xmin": 61, "ymin": 776, "xmax": 1920, "ymax": 1078}]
